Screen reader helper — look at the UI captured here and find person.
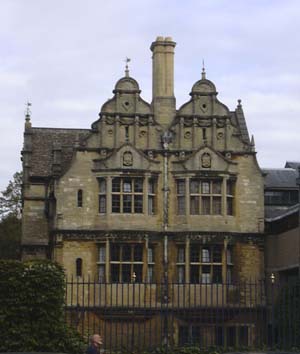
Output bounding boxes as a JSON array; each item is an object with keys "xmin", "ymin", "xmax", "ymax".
[{"xmin": 86, "ymin": 334, "xmax": 103, "ymax": 354}]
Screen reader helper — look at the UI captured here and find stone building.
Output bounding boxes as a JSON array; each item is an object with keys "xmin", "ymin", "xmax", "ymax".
[{"xmin": 21, "ymin": 37, "xmax": 265, "ymax": 346}]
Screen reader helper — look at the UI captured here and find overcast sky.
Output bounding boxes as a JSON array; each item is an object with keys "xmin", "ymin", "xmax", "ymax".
[{"xmin": 1, "ymin": 0, "xmax": 299, "ymax": 191}]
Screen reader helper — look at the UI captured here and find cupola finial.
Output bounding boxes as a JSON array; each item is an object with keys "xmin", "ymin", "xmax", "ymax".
[
  {"xmin": 125, "ymin": 57, "xmax": 131, "ymax": 77},
  {"xmin": 201, "ymin": 59, "xmax": 206, "ymax": 80},
  {"xmin": 25, "ymin": 101, "xmax": 32, "ymax": 129}
]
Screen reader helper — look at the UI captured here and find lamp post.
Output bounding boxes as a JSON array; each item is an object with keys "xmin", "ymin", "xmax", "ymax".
[
  {"xmin": 296, "ymin": 167, "xmax": 300, "ymax": 278},
  {"xmin": 131, "ymin": 271, "xmax": 136, "ymax": 350}
]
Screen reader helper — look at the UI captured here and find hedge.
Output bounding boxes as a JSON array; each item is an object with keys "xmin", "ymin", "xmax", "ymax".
[{"xmin": 0, "ymin": 260, "xmax": 85, "ymax": 353}]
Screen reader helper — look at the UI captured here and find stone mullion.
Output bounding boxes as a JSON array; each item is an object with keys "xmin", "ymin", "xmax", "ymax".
[
  {"xmin": 185, "ymin": 236, "xmax": 190, "ymax": 283},
  {"xmin": 223, "ymin": 237, "xmax": 228, "ymax": 284},
  {"xmin": 143, "ymin": 175, "xmax": 149, "ymax": 215},
  {"xmin": 185, "ymin": 177, "xmax": 189, "ymax": 216},
  {"xmin": 144, "ymin": 236, "xmax": 149, "ymax": 282},
  {"xmin": 107, "ymin": 176, "xmax": 112, "ymax": 215},
  {"xmin": 105, "ymin": 238, "xmax": 110, "ymax": 282},
  {"xmin": 222, "ymin": 176, "xmax": 228, "ymax": 216}
]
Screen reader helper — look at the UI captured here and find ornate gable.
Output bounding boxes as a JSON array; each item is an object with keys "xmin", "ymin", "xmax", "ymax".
[
  {"xmin": 172, "ymin": 145, "xmax": 237, "ymax": 174},
  {"xmin": 93, "ymin": 143, "xmax": 159, "ymax": 172}
]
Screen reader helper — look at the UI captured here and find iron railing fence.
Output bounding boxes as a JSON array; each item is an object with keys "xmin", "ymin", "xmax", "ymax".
[{"xmin": 64, "ymin": 278, "xmax": 300, "ymax": 352}]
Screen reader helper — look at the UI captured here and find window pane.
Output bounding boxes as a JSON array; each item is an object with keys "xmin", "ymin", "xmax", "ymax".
[
  {"xmin": 178, "ymin": 266, "xmax": 185, "ymax": 283},
  {"xmin": 148, "ymin": 179, "xmax": 155, "ymax": 194},
  {"xmin": 177, "ymin": 247, "xmax": 185, "ymax": 263},
  {"xmin": 227, "ymin": 197, "xmax": 233, "ymax": 215},
  {"xmin": 134, "ymin": 264, "xmax": 143, "ymax": 282},
  {"xmin": 190, "ymin": 180, "xmax": 199, "ymax": 194},
  {"xmin": 148, "ymin": 247, "xmax": 154, "ymax": 263},
  {"xmin": 148, "ymin": 196, "xmax": 155, "ymax": 215},
  {"xmin": 112, "ymin": 178, "xmax": 121, "ymax": 192},
  {"xmin": 213, "ymin": 246, "xmax": 222, "ymax": 262},
  {"xmin": 177, "ymin": 180, "xmax": 186, "ymax": 194},
  {"xmin": 212, "ymin": 266, "xmax": 222, "ymax": 283},
  {"xmin": 111, "ymin": 244, "xmax": 120, "ymax": 261},
  {"xmin": 123, "ymin": 195, "xmax": 132, "ymax": 213},
  {"xmin": 212, "ymin": 197, "xmax": 222, "ymax": 214},
  {"xmin": 134, "ymin": 178, "xmax": 143, "ymax": 192},
  {"xmin": 99, "ymin": 246, "xmax": 106, "ymax": 262},
  {"xmin": 190, "ymin": 246, "xmax": 199, "ymax": 262},
  {"xmin": 122, "ymin": 264, "xmax": 131, "ymax": 282},
  {"xmin": 201, "ymin": 265, "xmax": 211, "ymax": 283},
  {"xmin": 111, "ymin": 264, "xmax": 120, "ymax": 282},
  {"xmin": 190, "ymin": 265, "xmax": 199, "ymax": 284},
  {"xmin": 134, "ymin": 195, "xmax": 143, "ymax": 213},
  {"xmin": 201, "ymin": 197, "xmax": 210, "ymax": 214},
  {"xmin": 202, "ymin": 248, "xmax": 210, "ymax": 262},
  {"xmin": 98, "ymin": 265, "xmax": 105, "ymax": 283},
  {"xmin": 148, "ymin": 265, "xmax": 154, "ymax": 282},
  {"xmin": 134, "ymin": 244, "xmax": 143, "ymax": 261},
  {"xmin": 227, "ymin": 180, "xmax": 234, "ymax": 195},
  {"xmin": 227, "ymin": 248, "xmax": 233, "ymax": 264},
  {"xmin": 112, "ymin": 195, "xmax": 120, "ymax": 213},
  {"xmin": 227, "ymin": 267, "xmax": 232, "ymax": 284},
  {"xmin": 177, "ymin": 196, "xmax": 185, "ymax": 215},
  {"xmin": 99, "ymin": 195, "xmax": 106, "ymax": 213},
  {"xmin": 212, "ymin": 181, "xmax": 222, "ymax": 194},
  {"xmin": 190, "ymin": 196, "xmax": 199, "ymax": 214},
  {"xmin": 201, "ymin": 181, "xmax": 210, "ymax": 194},
  {"xmin": 122, "ymin": 244, "xmax": 131, "ymax": 261},
  {"xmin": 123, "ymin": 179, "xmax": 132, "ymax": 193},
  {"xmin": 98, "ymin": 178, "xmax": 106, "ymax": 193}
]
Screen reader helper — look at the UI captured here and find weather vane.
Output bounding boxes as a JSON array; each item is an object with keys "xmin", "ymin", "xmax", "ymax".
[
  {"xmin": 124, "ymin": 57, "xmax": 131, "ymax": 77},
  {"xmin": 201, "ymin": 59, "xmax": 206, "ymax": 79}
]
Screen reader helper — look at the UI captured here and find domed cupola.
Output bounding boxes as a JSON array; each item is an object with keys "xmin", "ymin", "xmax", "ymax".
[
  {"xmin": 190, "ymin": 67, "xmax": 217, "ymax": 97},
  {"xmin": 99, "ymin": 59, "xmax": 151, "ymax": 116}
]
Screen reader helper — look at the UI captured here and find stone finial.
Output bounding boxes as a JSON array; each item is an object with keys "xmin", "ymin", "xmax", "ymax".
[
  {"xmin": 201, "ymin": 59, "xmax": 206, "ymax": 80},
  {"xmin": 25, "ymin": 102, "xmax": 32, "ymax": 129},
  {"xmin": 125, "ymin": 57, "xmax": 131, "ymax": 77},
  {"xmin": 237, "ymin": 99, "xmax": 242, "ymax": 108}
]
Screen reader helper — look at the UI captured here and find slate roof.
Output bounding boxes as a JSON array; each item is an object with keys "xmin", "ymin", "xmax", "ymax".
[
  {"xmin": 285, "ymin": 161, "xmax": 300, "ymax": 170},
  {"xmin": 262, "ymin": 168, "xmax": 298, "ymax": 189},
  {"xmin": 265, "ymin": 203, "xmax": 299, "ymax": 222},
  {"xmin": 29, "ymin": 127, "xmax": 91, "ymax": 177}
]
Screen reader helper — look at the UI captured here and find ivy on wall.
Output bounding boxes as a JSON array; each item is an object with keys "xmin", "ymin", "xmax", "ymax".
[{"xmin": 0, "ymin": 260, "xmax": 85, "ymax": 353}]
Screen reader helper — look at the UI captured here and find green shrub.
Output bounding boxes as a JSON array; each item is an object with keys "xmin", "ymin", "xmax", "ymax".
[{"xmin": 0, "ymin": 259, "xmax": 85, "ymax": 353}]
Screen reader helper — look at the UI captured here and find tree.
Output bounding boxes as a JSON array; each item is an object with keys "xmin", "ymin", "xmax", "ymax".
[
  {"xmin": 0, "ymin": 171, "xmax": 22, "ymax": 220},
  {"xmin": 0, "ymin": 172, "xmax": 22, "ymax": 259}
]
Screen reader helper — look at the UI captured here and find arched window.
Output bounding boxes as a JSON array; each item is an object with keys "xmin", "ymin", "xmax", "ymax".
[
  {"xmin": 77, "ymin": 189, "xmax": 83, "ymax": 207},
  {"xmin": 76, "ymin": 258, "xmax": 82, "ymax": 277}
]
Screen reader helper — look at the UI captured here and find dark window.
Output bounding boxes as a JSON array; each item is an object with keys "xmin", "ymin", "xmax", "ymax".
[
  {"xmin": 76, "ymin": 258, "xmax": 82, "ymax": 277},
  {"xmin": 77, "ymin": 189, "xmax": 83, "ymax": 207},
  {"xmin": 98, "ymin": 178, "xmax": 106, "ymax": 213},
  {"xmin": 111, "ymin": 177, "xmax": 144, "ymax": 213},
  {"xmin": 177, "ymin": 180, "xmax": 186, "ymax": 215}
]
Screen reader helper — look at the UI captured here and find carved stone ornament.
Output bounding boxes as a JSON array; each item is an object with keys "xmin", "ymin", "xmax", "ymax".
[
  {"xmin": 184, "ymin": 131, "xmax": 192, "ymax": 140},
  {"xmin": 123, "ymin": 151, "xmax": 133, "ymax": 166},
  {"xmin": 201, "ymin": 152, "xmax": 211, "ymax": 168},
  {"xmin": 148, "ymin": 150, "xmax": 154, "ymax": 159}
]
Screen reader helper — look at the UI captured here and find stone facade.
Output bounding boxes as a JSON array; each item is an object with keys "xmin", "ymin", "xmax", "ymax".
[{"xmin": 21, "ymin": 37, "xmax": 265, "ymax": 346}]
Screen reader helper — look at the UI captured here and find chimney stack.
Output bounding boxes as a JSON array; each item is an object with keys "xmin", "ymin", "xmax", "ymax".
[{"xmin": 151, "ymin": 36, "xmax": 176, "ymax": 128}]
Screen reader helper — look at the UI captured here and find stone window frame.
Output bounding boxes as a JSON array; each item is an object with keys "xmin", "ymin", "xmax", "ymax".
[
  {"xmin": 96, "ymin": 174, "xmax": 158, "ymax": 216},
  {"xmin": 174, "ymin": 174, "xmax": 236, "ymax": 216},
  {"xmin": 176, "ymin": 240, "xmax": 233, "ymax": 284},
  {"xmin": 97, "ymin": 241, "xmax": 156, "ymax": 283}
]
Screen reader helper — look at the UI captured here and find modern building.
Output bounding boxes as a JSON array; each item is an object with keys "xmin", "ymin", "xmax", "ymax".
[
  {"xmin": 21, "ymin": 37, "xmax": 265, "ymax": 347},
  {"xmin": 264, "ymin": 163, "xmax": 300, "ymax": 283}
]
